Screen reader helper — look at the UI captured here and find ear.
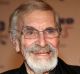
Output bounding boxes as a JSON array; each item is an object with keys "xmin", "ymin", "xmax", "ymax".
[
  {"xmin": 12, "ymin": 39, "xmax": 20, "ymax": 52},
  {"xmin": 15, "ymin": 40, "xmax": 20, "ymax": 52},
  {"xmin": 10, "ymin": 35, "xmax": 20, "ymax": 52}
]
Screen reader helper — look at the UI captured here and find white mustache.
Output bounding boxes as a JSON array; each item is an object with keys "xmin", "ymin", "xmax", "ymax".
[{"xmin": 24, "ymin": 43, "xmax": 57, "ymax": 53}]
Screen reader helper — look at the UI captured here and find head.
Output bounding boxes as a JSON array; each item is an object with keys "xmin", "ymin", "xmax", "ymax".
[{"xmin": 9, "ymin": 0, "xmax": 61, "ymax": 74}]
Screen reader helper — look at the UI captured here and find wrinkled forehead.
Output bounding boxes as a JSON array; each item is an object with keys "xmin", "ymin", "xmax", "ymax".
[{"xmin": 18, "ymin": 10, "xmax": 56, "ymax": 31}]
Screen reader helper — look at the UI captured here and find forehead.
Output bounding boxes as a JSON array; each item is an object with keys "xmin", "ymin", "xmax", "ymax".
[{"xmin": 21, "ymin": 10, "xmax": 56, "ymax": 30}]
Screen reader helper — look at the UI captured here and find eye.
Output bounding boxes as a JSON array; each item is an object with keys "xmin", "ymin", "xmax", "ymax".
[
  {"xmin": 23, "ymin": 26, "xmax": 37, "ymax": 35},
  {"xmin": 26, "ymin": 29, "xmax": 34, "ymax": 35},
  {"xmin": 45, "ymin": 27, "xmax": 57, "ymax": 34}
]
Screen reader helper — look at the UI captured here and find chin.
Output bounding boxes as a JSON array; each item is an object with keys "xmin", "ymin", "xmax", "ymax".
[{"xmin": 25, "ymin": 51, "xmax": 58, "ymax": 73}]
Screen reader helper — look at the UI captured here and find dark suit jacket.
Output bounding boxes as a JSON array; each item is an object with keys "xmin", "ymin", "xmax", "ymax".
[{"xmin": 1, "ymin": 58, "xmax": 80, "ymax": 74}]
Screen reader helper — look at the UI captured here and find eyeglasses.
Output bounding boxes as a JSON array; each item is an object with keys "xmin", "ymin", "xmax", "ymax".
[{"xmin": 20, "ymin": 26, "xmax": 60, "ymax": 39}]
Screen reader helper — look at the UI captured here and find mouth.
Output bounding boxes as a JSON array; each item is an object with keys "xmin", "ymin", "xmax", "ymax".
[{"xmin": 31, "ymin": 50, "xmax": 52, "ymax": 59}]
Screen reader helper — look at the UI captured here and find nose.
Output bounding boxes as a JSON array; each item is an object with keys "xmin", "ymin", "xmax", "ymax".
[{"xmin": 37, "ymin": 32, "xmax": 47, "ymax": 47}]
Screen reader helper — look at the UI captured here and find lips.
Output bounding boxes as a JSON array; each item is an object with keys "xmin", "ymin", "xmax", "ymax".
[
  {"xmin": 32, "ymin": 50, "xmax": 52, "ymax": 58},
  {"xmin": 34, "ymin": 51, "xmax": 51, "ymax": 54}
]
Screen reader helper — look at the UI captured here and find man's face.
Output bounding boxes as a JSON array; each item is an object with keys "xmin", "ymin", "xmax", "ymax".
[{"xmin": 20, "ymin": 10, "xmax": 59, "ymax": 73}]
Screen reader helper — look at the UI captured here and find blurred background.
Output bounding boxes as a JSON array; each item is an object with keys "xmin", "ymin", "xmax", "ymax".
[{"xmin": 0, "ymin": 0, "xmax": 80, "ymax": 73}]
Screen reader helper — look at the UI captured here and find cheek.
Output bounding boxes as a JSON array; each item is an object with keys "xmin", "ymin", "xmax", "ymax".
[
  {"xmin": 47, "ymin": 38, "xmax": 59, "ymax": 48},
  {"xmin": 21, "ymin": 38, "xmax": 37, "ymax": 56},
  {"xmin": 21, "ymin": 38, "xmax": 37, "ymax": 48}
]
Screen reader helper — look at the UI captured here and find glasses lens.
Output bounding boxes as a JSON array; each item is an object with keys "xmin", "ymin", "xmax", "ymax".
[
  {"xmin": 44, "ymin": 28, "xmax": 59, "ymax": 38},
  {"xmin": 22, "ymin": 26, "xmax": 38, "ymax": 39}
]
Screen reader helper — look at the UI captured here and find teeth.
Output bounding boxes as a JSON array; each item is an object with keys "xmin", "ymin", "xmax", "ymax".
[{"xmin": 34, "ymin": 51, "xmax": 51, "ymax": 54}]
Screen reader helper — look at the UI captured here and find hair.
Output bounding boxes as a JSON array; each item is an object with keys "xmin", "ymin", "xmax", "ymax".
[{"xmin": 9, "ymin": 0, "xmax": 62, "ymax": 40}]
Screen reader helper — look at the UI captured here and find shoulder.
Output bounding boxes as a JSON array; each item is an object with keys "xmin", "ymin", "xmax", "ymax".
[
  {"xmin": 68, "ymin": 65, "xmax": 80, "ymax": 74},
  {"xmin": 1, "ymin": 68, "xmax": 20, "ymax": 74},
  {"xmin": 57, "ymin": 57, "xmax": 80, "ymax": 74},
  {"xmin": 1, "ymin": 63, "xmax": 27, "ymax": 74}
]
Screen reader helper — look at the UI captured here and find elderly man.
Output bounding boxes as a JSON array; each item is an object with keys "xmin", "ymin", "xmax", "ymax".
[{"xmin": 2, "ymin": 0, "xmax": 80, "ymax": 74}]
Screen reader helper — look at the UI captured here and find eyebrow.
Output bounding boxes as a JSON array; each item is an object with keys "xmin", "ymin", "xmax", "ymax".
[
  {"xmin": 23, "ymin": 26, "xmax": 57, "ymax": 31},
  {"xmin": 45, "ymin": 27, "xmax": 57, "ymax": 30}
]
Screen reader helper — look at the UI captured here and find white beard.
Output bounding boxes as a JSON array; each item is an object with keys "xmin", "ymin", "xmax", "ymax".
[
  {"xmin": 26, "ymin": 53, "xmax": 58, "ymax": 74},
  {"xmin": 22, "ymin": 43, "xmax": 58, "ymax": 74}
]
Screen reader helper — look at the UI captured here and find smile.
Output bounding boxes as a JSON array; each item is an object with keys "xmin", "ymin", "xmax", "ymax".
[{"xmin": 31, "ymin": 50, "xmax": 52, "ymax": 59}]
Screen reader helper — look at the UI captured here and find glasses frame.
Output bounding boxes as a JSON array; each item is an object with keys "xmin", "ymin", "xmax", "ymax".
[{"xmin": 20, "ymin": 26, "xmax": 60, "ymax": 39}]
